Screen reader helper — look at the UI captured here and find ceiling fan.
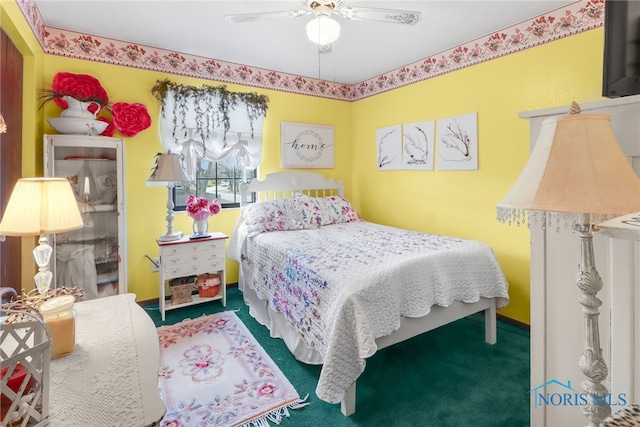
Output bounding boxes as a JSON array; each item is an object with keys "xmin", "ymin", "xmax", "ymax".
[{"xmin": 225, "ymin": 1, "xmax": 421, "ymax": 46}]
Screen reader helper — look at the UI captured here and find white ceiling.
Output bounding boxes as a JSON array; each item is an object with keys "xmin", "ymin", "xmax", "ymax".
[{"xmin": 33, "ymin": 0, "xmax": 575, "ymax": 85}]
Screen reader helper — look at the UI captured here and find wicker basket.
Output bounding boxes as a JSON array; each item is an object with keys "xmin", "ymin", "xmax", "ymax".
[
  {"xmin": 197, "ymin": 273, "xmax": 220, "ymax": 298},
  {"xmin": 170, "ymin": 283, "xmax": 193, "ymax": 306},
  {"xmin": 169, "ymin": 275, "xmax": 196, "ymax": 287}
]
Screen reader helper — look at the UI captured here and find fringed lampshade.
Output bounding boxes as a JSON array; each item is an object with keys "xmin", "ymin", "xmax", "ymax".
[{"xmin": 498, "ymin": 102, "xmax": 640, "ymax": 227}]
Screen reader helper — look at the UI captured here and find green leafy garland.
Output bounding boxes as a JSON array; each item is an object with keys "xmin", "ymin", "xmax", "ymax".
[{"xmin": 151, "ymin": 79, "xmax": 269, "ymax": 143}]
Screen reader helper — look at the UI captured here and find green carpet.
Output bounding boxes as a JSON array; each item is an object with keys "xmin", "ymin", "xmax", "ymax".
[{"xmin": 144, "ymin": 287, "xmax": 530, "ymax": 427}]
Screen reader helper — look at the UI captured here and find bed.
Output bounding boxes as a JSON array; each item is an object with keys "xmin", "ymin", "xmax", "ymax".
[{"xmin": 228, "ymin": 171, "xmax": 510, "ymax": 416}]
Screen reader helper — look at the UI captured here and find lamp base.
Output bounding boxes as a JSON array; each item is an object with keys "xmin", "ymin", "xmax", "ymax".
[
  {"xmin": 575, "ymin": 222, "xmax": 611, "ymax": 426},
  {"xmin": 158, "ymin": 231, "xmax": 183, "ymax": 242},
  {"xmin": 33, "ymin": 235, "xmax": 53, "ymax": 295},
  {"xmin": 158, "ymin": 186, "xmax": 183, "ymax": 243}
]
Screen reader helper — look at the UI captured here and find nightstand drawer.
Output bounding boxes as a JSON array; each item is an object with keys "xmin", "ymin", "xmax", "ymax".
[
  {"xmin": 161, "ymin": 239, "xmax": 224, "ymax": 257},
  {"xmin": 163, "ymin": 263, "xmax": 221, "ymax": 278},
  {"xmin": 162, "ymin": 251, "xmax": 224, "ymax": 278}
]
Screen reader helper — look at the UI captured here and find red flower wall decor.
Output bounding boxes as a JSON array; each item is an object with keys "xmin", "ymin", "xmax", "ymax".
[
  {"xmin": 111, "ymin": 102, "xmax": 152, "ymax": 137},
  {"xmin": 41, "ymin": 71, "xmax": 152, "ymax": 137}
]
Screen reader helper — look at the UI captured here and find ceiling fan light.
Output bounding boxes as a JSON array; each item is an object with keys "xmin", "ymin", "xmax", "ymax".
[{"xmin": 306, "ymin": 15, "xmax": 341, "ymax": 45}]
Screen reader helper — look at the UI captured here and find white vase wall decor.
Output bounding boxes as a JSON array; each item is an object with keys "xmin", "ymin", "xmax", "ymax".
[
  {"xmin": 59, "ymin": 96, "xmax": 99, "ymax": 119},
  {"xmin": 47, "ymin": 96, "xmax": 107, "ymax": 135}
]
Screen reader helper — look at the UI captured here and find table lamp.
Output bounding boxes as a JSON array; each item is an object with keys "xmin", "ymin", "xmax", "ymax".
[
  {"xmin": 147, "ymin": 152, "xmax": 190, "ymax": 242},
  {"xmin": 0, "ymin": 178, "xmax": 84, "ymax": 294},
  {"xmin": 497, "ymin": 102, "xmax": 640, "ymax": 426}
]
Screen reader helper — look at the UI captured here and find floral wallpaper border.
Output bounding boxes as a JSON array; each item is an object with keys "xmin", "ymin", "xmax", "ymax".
[{"xmin": 17, "ymin": 0, "xmax": 604, "ymax": 102}]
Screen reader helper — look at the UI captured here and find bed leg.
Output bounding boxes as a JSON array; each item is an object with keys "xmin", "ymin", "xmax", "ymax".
[
  {"xmin": 340, "ymin": 383, "xmax": 356, "ymax": 416},
  {"xmin": 484, "ymin": 299, "xmax": 497, "ymax": 345}
]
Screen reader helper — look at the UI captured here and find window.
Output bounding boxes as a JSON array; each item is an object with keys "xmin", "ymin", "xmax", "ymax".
[
  {"xmin": 156, "ymin": 82, "xmax": 268, "ymax": 211},
  {"xmin": 173, "ymin": 155, "xmax": 256, "ymax": 210}
]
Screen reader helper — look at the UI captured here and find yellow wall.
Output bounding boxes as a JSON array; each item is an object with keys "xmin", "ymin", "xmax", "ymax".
[
  {"xmin": 350, "ymin": 29, "xmax": 605, "ymax": 324},
  {"xmin": 4, "ymin": 4, "xmax": 608, "ymax": 324},
  {"xmin": 39, "ymin": 57, "xmax": 352, "ymax": 302}
]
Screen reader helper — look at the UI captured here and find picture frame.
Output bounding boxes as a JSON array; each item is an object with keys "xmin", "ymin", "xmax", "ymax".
[
  {"xmin": 376, "ymin": 125, "xmax": 403, "ymax": 170},
  {"xmin": 281, "ymin": 122, "xmax": 334, "ymax": 168},
  {"xmin": 402, "ymin": 120, "xmax": 435, "ymax": 171},
  {"xmin": 437, "ymin": 112, "xmax": 478, "ymax": 171}
]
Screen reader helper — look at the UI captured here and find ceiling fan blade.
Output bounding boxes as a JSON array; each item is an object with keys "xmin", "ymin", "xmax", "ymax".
[
  {"xmin": 338, "ymin": 7, "xmax": 421, "ymax": 25},
  {"xmin": 225, "ymin": 10, "xmax": 309, "ymax": 24}
]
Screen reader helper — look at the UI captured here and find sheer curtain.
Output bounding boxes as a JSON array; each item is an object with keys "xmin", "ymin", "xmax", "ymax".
[{"xmin": 158, "ymin": 88, "xmax": 265, "ymax": 181}]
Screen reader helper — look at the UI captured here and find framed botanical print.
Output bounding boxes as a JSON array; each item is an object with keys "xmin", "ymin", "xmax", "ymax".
[
  {"xmin": 376, "ymin": 125, "xmax": 402, "ymax": 170},
  {"xmin": 437, "ymin": 112, "xmax": 478, "ymax": 171},
  {"xmin": 402, "ymin": 120, "xmax": 435, "ymax": 171}
]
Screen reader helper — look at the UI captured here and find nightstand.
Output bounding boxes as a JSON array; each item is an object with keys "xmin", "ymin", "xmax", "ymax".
[{"xmin": 157, "ymin": 232, "xmax": 227, "ymax": 320}]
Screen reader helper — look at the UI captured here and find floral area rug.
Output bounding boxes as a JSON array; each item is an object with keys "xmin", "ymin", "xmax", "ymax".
[{"xmin": 157, "ymin": 311, "xmax": 308, "ymax": 427}]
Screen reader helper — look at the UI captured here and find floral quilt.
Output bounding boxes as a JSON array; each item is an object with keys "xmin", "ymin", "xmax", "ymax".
[{"xmin": 234, "ymin": 220, "xmax": 510, "ymax": 404}]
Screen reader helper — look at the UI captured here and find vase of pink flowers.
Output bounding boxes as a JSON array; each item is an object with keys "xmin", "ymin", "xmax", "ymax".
[{"xmin": 186, "ymin": 194, "xmax": 221, "ymax": 238}]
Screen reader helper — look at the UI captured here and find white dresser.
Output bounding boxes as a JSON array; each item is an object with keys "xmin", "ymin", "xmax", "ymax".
[
  {"xmin": 157, "ymin": 233, "xmax": 227, "ymax": 321},
  {"xmin": 521, "ymin": 95, "xmax": 640, "ymax": 426}
]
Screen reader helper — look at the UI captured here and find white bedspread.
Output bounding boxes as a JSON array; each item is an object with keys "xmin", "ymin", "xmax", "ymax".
[{"xmin": 230, "ymin": 220, "xmax": 509, "ymax": 404}]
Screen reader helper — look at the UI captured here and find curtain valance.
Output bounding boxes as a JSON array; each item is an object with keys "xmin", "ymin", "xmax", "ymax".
[{"xmin": 151, "ymin": 79, "xmax": 269, "ymax": 180}]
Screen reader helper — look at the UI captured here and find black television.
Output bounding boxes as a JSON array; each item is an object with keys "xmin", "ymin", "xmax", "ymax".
[{"xmin": 602, "ymin": 0, "xmax": 640, "ymax": 98}]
